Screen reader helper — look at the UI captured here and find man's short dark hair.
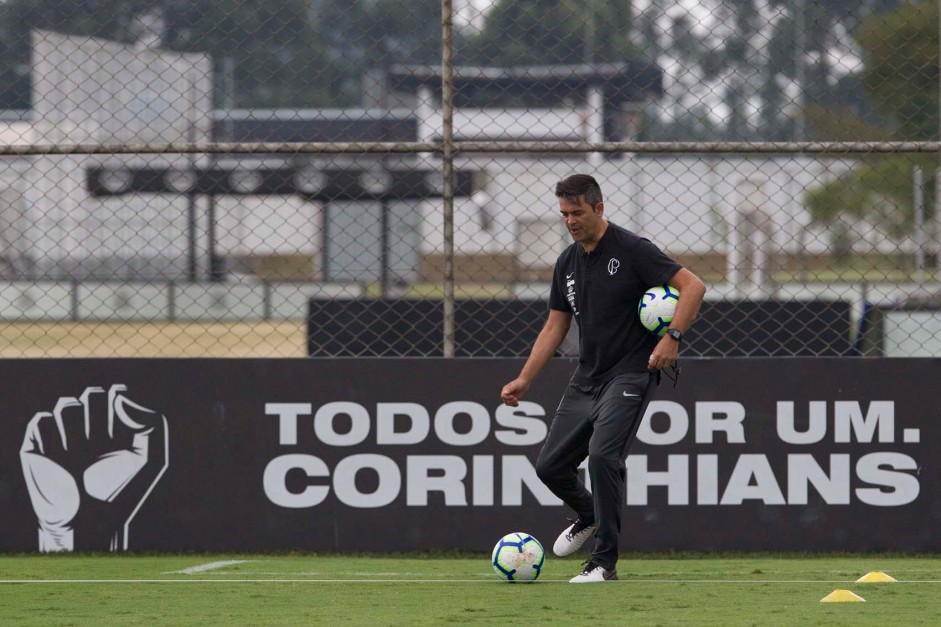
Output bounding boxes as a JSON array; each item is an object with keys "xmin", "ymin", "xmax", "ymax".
[{"xmin": 555, "ymin": 174, "xmax": 603, "ymax": 207}]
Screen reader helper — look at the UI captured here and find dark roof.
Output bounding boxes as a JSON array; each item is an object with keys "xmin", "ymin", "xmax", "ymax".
[
  {"xmin": 388, "ymin": 62, "xmax": 663, "ymax": 104},
  {"xmin": 213, "ymin": 112, "xmax": 418, "ymax": 143}
]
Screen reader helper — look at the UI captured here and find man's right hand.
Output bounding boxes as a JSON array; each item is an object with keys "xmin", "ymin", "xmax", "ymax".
[
  {"xmin": 500, "ymin": 378, "xmax": 530, "ymax": 407},
  {"xmin": 500, "ymin": 310, "xmax": 571, "ymax": 407}
]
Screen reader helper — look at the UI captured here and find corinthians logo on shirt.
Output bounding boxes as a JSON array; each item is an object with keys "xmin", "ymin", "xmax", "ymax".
[
  {"xmin": 608, "ymin": 258, "xmax": 620, "ymax": 275},
  {"xmin": 19, "ymin": 384, "xmax": 168, "ymax": 552}
]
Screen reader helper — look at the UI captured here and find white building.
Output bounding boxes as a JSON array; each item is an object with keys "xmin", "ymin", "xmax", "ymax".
[{"xmin": 0, "ymin": 32, "xmax": 859, "ymax": 296}]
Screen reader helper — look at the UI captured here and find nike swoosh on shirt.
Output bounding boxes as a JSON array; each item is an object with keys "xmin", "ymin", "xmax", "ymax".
[{"xmin": 622, "ymin": 392, "xmax": 639, "ymax": 397}]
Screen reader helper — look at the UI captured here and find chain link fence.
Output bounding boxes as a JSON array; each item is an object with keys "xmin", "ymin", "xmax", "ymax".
[{"xmin": 0, "ymin": 0, "xmax": 937, "ymax": 358}]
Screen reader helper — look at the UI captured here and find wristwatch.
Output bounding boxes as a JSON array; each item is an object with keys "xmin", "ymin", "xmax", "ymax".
[{"xmin": 665, "ymin": 328, "xmax": 683, "ymax": 342}]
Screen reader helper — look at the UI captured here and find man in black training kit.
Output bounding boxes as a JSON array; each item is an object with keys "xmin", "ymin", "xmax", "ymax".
[{"xmin": 501, "ymin": 174, "xmax": 706, "ymax": 583}]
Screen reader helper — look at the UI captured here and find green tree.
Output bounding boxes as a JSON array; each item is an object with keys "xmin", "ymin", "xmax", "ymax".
[
  {"xmin": 857, "ymin": 0, "xmax": 937, "ymax": 140},
  {"xmin": 639, "ymin": 0, "xmax": 897, "ymax": 141},
  {"xmin": 461, "ymin": 0, "xmax": 636, "ymax": 67},
  {"xmin": 806, "ymin": 1, "xmax": 937, "ymax": 245},
  {"xmin": 311, "ymin": 0, "xmax": 441, "ymax": 106},
  {"xmin": 455, "ymin": 0, "xmax": 637, "ymax": 107},
  {"xmin": 164, "ymin": 0, "xmax": 333, "ymax": 108}
]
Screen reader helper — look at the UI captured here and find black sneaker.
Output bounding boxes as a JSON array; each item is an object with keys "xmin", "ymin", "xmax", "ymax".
[
  {"xmin": 552, "ymin": 518, "xmax": 598, "ymax": 557},
  {"xmin": 569, "ymin": 560, "xmax": 618, "ymax": 583}
]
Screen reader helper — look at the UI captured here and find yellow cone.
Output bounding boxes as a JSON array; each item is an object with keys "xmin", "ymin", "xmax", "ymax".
[
  {"xmin": 856, "ymin": 571, "xmax": 897, "ymax": 583},
  {"xmin": 820, "ymin": 589, "xmax": 866, "ymax": 603}
]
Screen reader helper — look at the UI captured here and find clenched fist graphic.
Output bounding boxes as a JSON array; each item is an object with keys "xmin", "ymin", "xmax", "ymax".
[{"xmin": 20, "ymin": 385, "xmax": 168, "ymax": 552}]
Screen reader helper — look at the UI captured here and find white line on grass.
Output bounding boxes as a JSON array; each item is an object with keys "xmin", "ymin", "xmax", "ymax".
[
  {"xmin": 166, "ymin": 560, "xmax": 255, "ymax": 575},
  {"xmin": 1, "ymin": 579, "xmax": 496, "ymax": 584},
  {"xmin": 190, "ymin": 571, "xmax": 436, "ymax": 577},
  {"xmin": 3, "ymin": 579, "xmax": 941, "ymax": 584}
]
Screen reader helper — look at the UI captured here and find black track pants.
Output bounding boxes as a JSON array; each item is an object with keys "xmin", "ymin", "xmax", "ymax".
[{"xmin": 535, "ymin": 371, "xmax": 658, "ymax": 570}]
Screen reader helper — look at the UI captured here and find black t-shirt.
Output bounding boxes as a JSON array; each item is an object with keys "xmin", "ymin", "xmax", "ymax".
[{"xmin": 548, "ymin": 222, "xmax": 682, "ymax": 384}]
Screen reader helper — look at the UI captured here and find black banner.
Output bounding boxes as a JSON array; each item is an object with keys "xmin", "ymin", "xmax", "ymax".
[
  {"xmin": 0, "ymin": 358, "xmax": 936, "ymax": 553},
  {"xmin": 307, "ymin": 299, "xmax": 855, "ymax": 357}
]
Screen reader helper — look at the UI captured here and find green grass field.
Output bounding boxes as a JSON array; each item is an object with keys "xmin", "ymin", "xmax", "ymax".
[{"xmin": 1, "ymin": 554, "xmax": 939, "ymax": 625}]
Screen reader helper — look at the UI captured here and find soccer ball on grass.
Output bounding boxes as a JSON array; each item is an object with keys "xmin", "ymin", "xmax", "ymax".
[
  {"xmin": 491, "ymin": 532, "xmax": 545, "ymax": 582},
  {"xmin": 637, "ymin": 284, "xmax": 680, "ymax": 337}
]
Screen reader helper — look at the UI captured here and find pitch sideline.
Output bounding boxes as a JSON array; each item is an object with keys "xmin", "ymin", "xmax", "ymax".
[{"xmin": 3, "ymin": 578, "xmax": 940, "ymax": 584}]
